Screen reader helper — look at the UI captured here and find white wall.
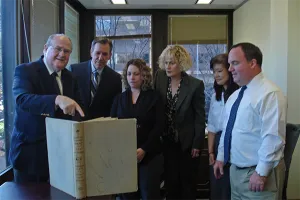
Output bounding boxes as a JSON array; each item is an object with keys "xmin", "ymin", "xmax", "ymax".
[
  {"xmin": 287, "ymin": 0, "xmax": 300, "ymax": 198},
  {"xmin": 233, "ymin": 0, "xmax": 300, "ymax": 199},
  {"xmin": 233, "ymin": 0, "xmax": 272, "ymax": 89},
  {"xmin": 269, "ymin": 0, "xmax": 288, "ymax": 94}
]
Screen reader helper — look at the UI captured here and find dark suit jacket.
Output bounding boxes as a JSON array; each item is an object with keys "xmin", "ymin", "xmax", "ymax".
[
  {"xmin": 10, "ymin": 56, "xmax": 82, "ymax": 177},
  {"xmin": 110, "ymin": 89, "xmax": 164, "ymax": 163},
  {"xmin": 154, "ymin": 69, "xmax": 206, "ymax": 151},
  {"xmin": 70, "ymin": 61, "xmax": 122, "ymax": 119}
]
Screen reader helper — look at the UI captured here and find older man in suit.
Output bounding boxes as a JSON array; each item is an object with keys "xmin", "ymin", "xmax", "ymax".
[
  {"xmin": 10, "ymin": 34, "xmax": 85, "ymax": 183},
  {"xmin": 70, "ymin": 37, "xmax": 122, "ymax": 120}
]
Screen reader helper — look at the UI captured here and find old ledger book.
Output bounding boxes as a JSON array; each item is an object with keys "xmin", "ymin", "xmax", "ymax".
[{"xmin": 46, "ymin": 117, "xmax": 138, "ymax": 199}]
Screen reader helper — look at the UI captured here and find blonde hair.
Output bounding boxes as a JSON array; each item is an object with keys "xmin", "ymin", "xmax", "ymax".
[
  {"xmin": 122, "ymin": 59, "xmax": 152, "ymax": 91},
  {"xmin": 158, "ymin": 45, "xmax": 193, "ymax": 71}
]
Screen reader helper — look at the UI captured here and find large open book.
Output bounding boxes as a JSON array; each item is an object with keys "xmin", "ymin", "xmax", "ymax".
[{"xmin": 46, "ymin": 117, "xmax": 138, "ymax": 199}]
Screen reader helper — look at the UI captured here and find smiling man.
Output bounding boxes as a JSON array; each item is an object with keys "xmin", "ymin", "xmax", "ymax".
[
  {"xmin": 10, "ymin": 34, "xmax": 84, "ymax": 183},
  {"xmin": 70, "ymin": 37, "xmax": 122, "ymax": 120},
  {"xmin": 214, "ymin": 42, "xmax": 286, "ymax": 200}
]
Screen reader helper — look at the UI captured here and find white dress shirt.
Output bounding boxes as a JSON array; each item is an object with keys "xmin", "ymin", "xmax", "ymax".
[
  {"xmin": 207, "ymin": 92, "xmax": 226, "ymax": 134},
  {"xmin": 44, "ymin": 59, "xmax": 63, "ymax": 95},
  {"xmin": 217, "ymin": 72, "xmax": 287, "ymax": 176}
]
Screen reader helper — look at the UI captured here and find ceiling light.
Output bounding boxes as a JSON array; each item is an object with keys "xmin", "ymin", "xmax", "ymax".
[
  {"xmin": 110, "ymin": 0, "xmax": 127, "ymax": 4},
  {"xmin": 195, "ymin": 0, "xmax": 213, "ymax": 4}
]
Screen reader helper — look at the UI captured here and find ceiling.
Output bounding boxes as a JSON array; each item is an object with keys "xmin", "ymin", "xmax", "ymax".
[{"xmin": 78, "ymin": 0, "xmax": 247, "ymax": 9}]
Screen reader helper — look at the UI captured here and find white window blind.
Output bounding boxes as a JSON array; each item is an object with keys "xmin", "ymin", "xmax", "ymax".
[
  {"xmin": 30, "ymin": 0, "xmax": 59, "ymax": 61},
  {"xmin": 65, "ymin": 3, "xmax": 79, "ymax": 65}
]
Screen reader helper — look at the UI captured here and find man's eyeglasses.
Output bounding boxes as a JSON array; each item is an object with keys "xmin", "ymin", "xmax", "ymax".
[{"xmin": 51, "ymin": 46, "xmax": 72, "ymax": 55}]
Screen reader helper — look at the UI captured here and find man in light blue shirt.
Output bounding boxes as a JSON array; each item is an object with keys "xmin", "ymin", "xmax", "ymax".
[{"xmin": 214, "ymin": 42, "xmax": 286, "ymax": 200}]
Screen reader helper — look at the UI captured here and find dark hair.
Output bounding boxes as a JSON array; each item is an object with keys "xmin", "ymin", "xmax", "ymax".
[
  {"xmin": 210, "ymin": 53, "xmax": 239, "ymax": 102},
  {"xmin": 230, "ymin": 42, "xmax": 263, "ymax": 67},
  {"xmin": 123, "ymin": 59, "xmax": 152, "ymax": 91},
  {"xmin": 91, "ymin": 37, "xmax": 113, "ymax": 53}
]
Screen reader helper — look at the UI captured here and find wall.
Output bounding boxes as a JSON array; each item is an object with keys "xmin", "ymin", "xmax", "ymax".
[
  {"xmin": 233, "ymin": 0, "xmax": 300, "ymax": 199},
  {"xmin": 287, "ymin": 0, "xmax": 300, "ymax": 198}
]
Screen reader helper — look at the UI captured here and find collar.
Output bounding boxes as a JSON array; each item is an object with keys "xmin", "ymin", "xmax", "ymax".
[
  {"xmin": 246, "ymin": 72, "xmax": 264, "ymax": 89},
  {"xmin": 43, "ymin": 57, "xmax": 62, "ymax": 78}
]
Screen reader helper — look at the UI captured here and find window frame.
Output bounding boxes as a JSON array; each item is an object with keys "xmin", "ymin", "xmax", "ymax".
[{"xmin": 81, "ymin": 9, "xmax": 233, "ymax": 75}]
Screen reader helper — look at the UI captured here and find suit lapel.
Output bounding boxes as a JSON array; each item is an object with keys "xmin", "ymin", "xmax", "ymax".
[
  {"xmin": 175, "ymin": 74, "xmax": 189, "ymax": 111},
  {"xmin": 61, "ymin": 69, "xmax": 71, "ymax": 97},
  {"xmin": 160, "ymin": 71, "xmax": 169, "ymax": 105},
  {"xmin": 86, "ymin": 61, "xmax": 92, "ymax": 105},
  {"xmin": 96, "ymin": 66, "xmax": 108, "ymax": 95},
  {"xmin": 37, "ymin": 59, "xmax": 57, "ymax": 94}
]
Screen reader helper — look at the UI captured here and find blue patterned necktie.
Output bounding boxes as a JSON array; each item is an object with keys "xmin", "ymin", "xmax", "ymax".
[{"xmin": 223, "ymin": 86, "xmax": 247, "ymax": 165}]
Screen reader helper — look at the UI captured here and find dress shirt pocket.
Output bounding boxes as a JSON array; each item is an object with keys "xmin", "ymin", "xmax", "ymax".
[{"xmin": 234, "ymin": 103, "xmax": 256, "ymax": 132}]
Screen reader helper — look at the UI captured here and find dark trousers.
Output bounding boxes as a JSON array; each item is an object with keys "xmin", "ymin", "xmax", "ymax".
[
  {"xmin": 163, "ymin": 141, "xmax": 200, "ymax": 200},
  {"xmin": 120, "ymin": 154, "xmax": 164, "ymax": 200},
  {"xmin": 13, "ymin": 169, "xmax": 49, "ymax": 183},
  {"xmin": 209, "ymin": 133, "xmax": 231, "ymax": 200}
]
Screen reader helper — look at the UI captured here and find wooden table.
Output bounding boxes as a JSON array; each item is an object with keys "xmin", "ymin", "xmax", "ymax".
[{"xmin": 0, "ymin": 182, "xmax": 112, "ymax": 200}]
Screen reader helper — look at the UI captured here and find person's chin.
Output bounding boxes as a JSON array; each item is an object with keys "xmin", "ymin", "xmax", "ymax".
[
  {"xmin": 216, "ymin": 81, "xmax": 223, "ymax": 86},
  {"xmin": 53, "ymin": 65, "xmax": 65, "ymax": 71},
  {"xmin": 233, "ymin": 79, "xmax": 240, "ymax": 84},
  {"xmin": 166, "ymin": 72, "xmax": 173, "ymax": 77},
  {"xmin": 96, "ymin": 64, "xmax": 105, "ymax": 69}
]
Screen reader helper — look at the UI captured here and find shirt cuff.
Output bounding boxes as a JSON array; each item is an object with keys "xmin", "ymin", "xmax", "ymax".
[
  {"xmin": 207, "ymin": 125, "xmax": 217, "ymax": 133},
  {"xmin": 216, "ymin": 151, "xmax": 224, "ymax": 162},
  {"xmin": 255, "ymin": 161, "xmax": 274, "ymax": 176}
]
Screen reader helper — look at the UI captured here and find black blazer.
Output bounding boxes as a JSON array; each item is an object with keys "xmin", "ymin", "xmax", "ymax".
[
  {"xmin": 10, "ymin": 56, "xmax": 82, "ymax": 176},
  {"xmin": 70, "ymin": 61, "xmax": 122, "ymax": 119},
  {"xmin": 110, "ymin": 89, "xmax": 164, "ymax": 163},
  {"xmin": 154, "ymin": 70, "xmax": 206, "ymax": 151}
]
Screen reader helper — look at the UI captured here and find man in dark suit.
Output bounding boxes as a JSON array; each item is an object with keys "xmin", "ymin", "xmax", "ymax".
[
  {"xmin": 10, "ymin": 34, "xmax": 85, "ymax": 183},
  {"xmin": 70, "ymin": 37, "xmax": 122, "ymax": 119}
]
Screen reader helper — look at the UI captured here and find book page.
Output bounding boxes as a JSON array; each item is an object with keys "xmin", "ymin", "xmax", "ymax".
[
  {"xmin": 84, "ymin": 118, "xmax": 138, "ymax": 196},
  {"xmin": 46, "ymin": 118, "xmax": 77, "ymax": 198},
  {"xmin": 84, "ymin": 117, "xmax": 117, "ymax": 123}
]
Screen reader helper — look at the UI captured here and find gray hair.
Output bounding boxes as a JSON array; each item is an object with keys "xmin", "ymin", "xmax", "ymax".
[{"xmin": 45, "ymin": 34, "xmax": 73, "ymax": 50}]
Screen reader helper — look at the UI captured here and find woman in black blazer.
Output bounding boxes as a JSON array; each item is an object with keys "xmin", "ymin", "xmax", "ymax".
[
  {"xmin": 111, "ymin": 59, "xmax": 164, "ymax": 200},
  {"xmin": 154, "ymin": 45, "xmax": 206, "ymax": 200}
]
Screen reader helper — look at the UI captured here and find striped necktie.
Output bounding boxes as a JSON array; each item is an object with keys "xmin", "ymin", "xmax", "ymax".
[
  {"xmin": 91, "ymin": 71, "xmax": 99, "ymax": 100},
  {"xmin": 223, "ymin": 86, "xmax": 247, "ymax": 165}
]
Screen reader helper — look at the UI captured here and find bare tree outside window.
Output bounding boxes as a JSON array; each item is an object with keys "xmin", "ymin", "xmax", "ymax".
[
  {"xmin": 95, "ymin": 16, "xmax": 152, "ymax": 74},
  {"xmin": 0, "ymin": 0, "xmax": 6, "ymax": 172},
  {"xmin": 183, "ymin": 44, "xmax": 227, "ymax": 119}
]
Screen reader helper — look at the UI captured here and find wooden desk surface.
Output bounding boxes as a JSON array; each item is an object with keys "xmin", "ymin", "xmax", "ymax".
[{"xmin": 0, "ymin": 182, "xmax": 111, "ymax": 200}]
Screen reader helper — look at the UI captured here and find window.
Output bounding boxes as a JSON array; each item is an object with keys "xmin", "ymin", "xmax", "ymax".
[
  {"xmin": 95, "ymin": 15, "xmax": 152, "ymax": 74},
  {"xmin": 183, "ymin": 44, "xmax": 227, "ymax": 116},
  {"xmin": 0, "ymin": 0, "xmax": 5, "ymax": 172},
  {"xmin": 168, "ymin": 15, "xmax": 228, "ymax": 118}
]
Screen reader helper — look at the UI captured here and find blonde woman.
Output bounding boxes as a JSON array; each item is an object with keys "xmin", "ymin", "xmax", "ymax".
[{"xmin": 154, "ymin": 45, "xmax": 206, "ymax": 199}]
